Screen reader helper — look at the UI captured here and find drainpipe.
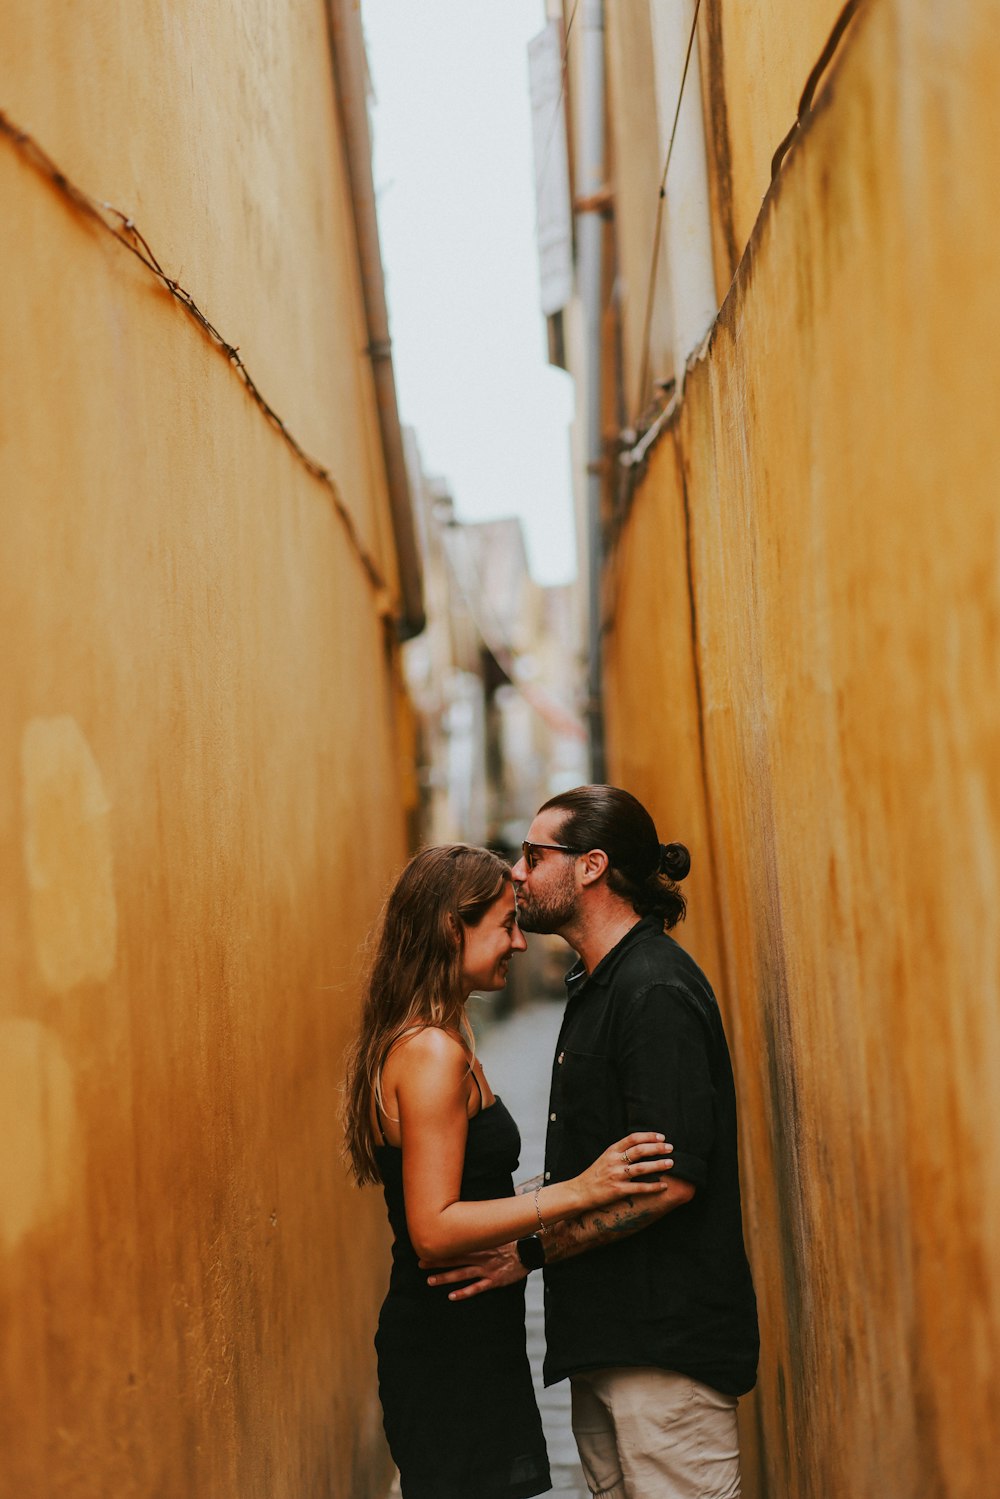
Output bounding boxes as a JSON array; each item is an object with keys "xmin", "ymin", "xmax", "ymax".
[
  {"xmin": 325, "ymin": 0, "xmax": 425, "ymax": 640},
  {"xmin": 577, "ymin": 0, "xmax": 607, "ymax": 780}
]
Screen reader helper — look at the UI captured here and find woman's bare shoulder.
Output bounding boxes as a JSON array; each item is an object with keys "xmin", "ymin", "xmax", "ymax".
[{"xmin": 386, "ymin": 1025, "xmax": 469, "ymax": 1074}]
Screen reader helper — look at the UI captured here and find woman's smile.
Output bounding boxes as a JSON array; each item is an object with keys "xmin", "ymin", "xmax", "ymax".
[{"xmin": 460, "ymin": 884, "xmax": 526, "ymax": 993}]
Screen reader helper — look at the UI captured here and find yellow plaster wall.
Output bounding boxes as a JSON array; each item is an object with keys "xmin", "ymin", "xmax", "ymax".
[
  {"xmin": 699, "ymin": 0, "xmax": 845, "ymax": 292},
  {"xmin": 0, "ymin": 3, "xmax": 409, "ymax": 1494},
  {"xmin": 1, "ymin": 0, "xmax": 398, "ymax": 579},
  {"xmin": 605, "ymin": 1, "xmax": 1000, "ymax": 1494}
]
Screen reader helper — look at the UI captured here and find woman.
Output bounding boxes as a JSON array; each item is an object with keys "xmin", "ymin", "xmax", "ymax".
[{"xmin": 343, "ymin": 845, "xmax": 674, "ymax": 1499}]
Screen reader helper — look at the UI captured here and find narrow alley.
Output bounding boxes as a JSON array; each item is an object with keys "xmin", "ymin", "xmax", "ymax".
[
  {"xmin": 478, "ymin": 999, "xmax": 589, "ymax": 1499},
  {"xmin": 3, "ymin": 2, "xmax": 999, "ymax": 1497}
]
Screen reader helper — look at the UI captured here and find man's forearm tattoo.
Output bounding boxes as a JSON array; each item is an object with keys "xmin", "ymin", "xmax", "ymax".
[{"xmin": 541, "ymin": 1194, "xmax": 663, "ymax": 1265}]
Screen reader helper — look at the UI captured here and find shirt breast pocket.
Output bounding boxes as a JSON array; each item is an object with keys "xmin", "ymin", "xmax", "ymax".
[{"xmin": 558, "ymin": 1049, "xmax": 615, "ymax": 1153}]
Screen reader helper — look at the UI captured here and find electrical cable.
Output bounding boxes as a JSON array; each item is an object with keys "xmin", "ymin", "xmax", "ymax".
[
  {"xmin": 633, "ymin": 0, "xmax": 703, "ymax": 427},
  {"xmin": 0, "ymin": 108, "xmax": 390, "ymax": 605},
  {"xmin": 770, "ymin": 0, "xmax": 864, "ymax": 179},
  {"xmin": 533, "ymin": 0, "xmax": 580, "ymax": 198}
]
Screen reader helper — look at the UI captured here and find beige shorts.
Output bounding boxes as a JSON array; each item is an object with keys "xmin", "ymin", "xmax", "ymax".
[{"xmin": 570, "ymin": 1366, "xmax": 741, "ymax": 1499}]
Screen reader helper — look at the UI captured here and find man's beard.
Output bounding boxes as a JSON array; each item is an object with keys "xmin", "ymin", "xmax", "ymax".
[{"xmin": 516, "ymin": 868, "xmax": 579, "ymax": 934}]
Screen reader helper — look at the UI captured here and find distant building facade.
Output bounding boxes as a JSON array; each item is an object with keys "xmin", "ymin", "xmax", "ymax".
[
  {"xmin": 401, "ymin": 433, "xmax": 588, "ymax": 1006},
  {"xmin": 403, "ymin": 432, "xmax": 587, "ymax": 861}
]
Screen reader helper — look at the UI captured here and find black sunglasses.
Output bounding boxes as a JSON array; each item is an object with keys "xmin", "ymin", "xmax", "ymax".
[{"xmin": 520, "ymin": 840, "xmax": 586, "ymax": 870}]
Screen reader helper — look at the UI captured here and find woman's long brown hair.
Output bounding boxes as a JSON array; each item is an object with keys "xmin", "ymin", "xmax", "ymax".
[{"xmin": 342, "ymin": 845, "xmax": 511, "ymax": 1186}]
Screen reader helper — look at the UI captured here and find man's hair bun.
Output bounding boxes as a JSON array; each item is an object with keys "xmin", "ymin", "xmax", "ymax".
[{"xmin": 658, "ymin": 842, "xmax": 691, "ymax": 881}]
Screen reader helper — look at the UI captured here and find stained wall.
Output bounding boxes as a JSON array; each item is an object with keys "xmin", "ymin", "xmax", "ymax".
[
  {"xmin": 0, "ymin": 2, "xmax": 410, "ymax": 1494},
  {"xmin": 605, "ymin": 1, "xmax": 1000, "ymax": 1495},
  {"xmin": 698, "ymin": 0, "xmax": 846, "ymax": 291}
]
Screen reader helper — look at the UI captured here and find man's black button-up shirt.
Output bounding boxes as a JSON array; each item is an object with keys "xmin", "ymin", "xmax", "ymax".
[{"xmin": 542, "ymin": 917, "xmax": 759, "ymax": 1396}]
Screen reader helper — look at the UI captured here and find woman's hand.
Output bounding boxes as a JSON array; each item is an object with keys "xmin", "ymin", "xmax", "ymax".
[
  {"xmin": 573, "ymin": 1131, "xmax": 674, "ymax": 1210},
  {"xmin": 420, "ymin": 1245, "xmax": 527, "ymax": 1300}
]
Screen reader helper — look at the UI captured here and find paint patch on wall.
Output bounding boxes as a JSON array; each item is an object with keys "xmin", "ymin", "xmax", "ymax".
[
  {"xmin": 0, "ymin": 1019, "xmax": 77, "ymax": 1252},
  {"xmin": 21, "ymin": 716, "xmax": 117, "ymax": 992}
]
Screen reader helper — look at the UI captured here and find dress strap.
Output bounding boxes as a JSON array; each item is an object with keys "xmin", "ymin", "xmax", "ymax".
[
  {"xmin": 468, "ymin": 1065, "xmax": 484, "ymax": 1116},
  {"xmin": 373, "ymin": 1087, "xmax": 388, "ymax": 1146}
]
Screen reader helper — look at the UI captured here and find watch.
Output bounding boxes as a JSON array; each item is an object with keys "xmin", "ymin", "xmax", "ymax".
[{"xmin": 516, "ymin": 1234, "xmax": 546, "ymax": 1271}]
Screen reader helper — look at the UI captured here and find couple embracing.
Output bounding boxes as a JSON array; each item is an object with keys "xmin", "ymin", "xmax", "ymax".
[{"xmin": 343, "ymin": 785, "xmax": 759, "ymax": 1499}]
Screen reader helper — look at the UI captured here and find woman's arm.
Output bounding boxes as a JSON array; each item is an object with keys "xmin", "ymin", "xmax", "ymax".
[
  {"xmin": 389, "ymin": 1029, "xmax": 673, "ymax": 1262},
  {"xmin": 422, "ymin": 1177, "xmax": 696, "ymax": 1299}
]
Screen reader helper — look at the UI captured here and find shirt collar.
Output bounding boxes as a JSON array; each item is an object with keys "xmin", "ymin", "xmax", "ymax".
[{"xmin": 564, "ymin": 914, "xmax": 663, "ymax": 996}]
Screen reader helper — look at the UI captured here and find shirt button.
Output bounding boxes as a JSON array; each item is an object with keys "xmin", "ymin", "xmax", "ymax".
[
  {"xmin": 550, "ymin": 1113, "xmax": 557, "ymax": 1122},
  {"xmin": 544, "ymin": 1171, "xmax": 551, "ymax": 1181},
  {"xmin": 557, "ymin": 1052, "xmax": 565, "ymax": 1064}
]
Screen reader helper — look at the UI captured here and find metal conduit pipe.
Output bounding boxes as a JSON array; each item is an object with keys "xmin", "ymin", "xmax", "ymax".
[
  {"xmin": 578, "ymin": 0, "xmax": 607, "ymax": 780},
  {"xmin": 325, "ymin": 0, "xmax": 426, "ymax": 640}
]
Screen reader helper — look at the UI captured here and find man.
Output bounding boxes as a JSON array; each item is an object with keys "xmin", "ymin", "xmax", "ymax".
[{"xmin": 428, "ymin": 785, "xmax": 758, "ymax": 1499}]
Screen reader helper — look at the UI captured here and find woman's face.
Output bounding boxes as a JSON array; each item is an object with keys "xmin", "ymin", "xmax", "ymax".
[{"xmin": 459, "ymin": 883, "xmax": 527, "ymax": 995}]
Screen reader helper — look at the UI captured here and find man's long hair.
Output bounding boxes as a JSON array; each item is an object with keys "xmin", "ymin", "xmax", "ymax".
[
  {"xmin": 342, "ymin": 844, "xmax": 511, "ymax": 1186},
  {"xmin": 539, "ymin": 784, "xmax": 690, "ymax": 929}
]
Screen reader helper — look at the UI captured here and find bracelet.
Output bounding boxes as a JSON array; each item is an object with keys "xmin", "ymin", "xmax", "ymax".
[{"xmin": 533, "ymin": 1186, "xmax": 545, "ymax": 1232}]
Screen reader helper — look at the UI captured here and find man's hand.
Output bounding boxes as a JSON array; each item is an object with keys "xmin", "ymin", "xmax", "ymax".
[{"xmin": 420, "ymin": 1243, "xmax": 527, "ymax": 1301}]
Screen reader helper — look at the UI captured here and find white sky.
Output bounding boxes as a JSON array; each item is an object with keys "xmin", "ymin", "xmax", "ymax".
[{"xmin": 361, "ymin": 0, "xmax": 578, "ymax": 587}]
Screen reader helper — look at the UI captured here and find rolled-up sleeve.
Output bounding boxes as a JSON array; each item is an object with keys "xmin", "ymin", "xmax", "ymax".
[{"xmin": 616, "ymin": 983, "xmax": 715, "ymax": 1188}]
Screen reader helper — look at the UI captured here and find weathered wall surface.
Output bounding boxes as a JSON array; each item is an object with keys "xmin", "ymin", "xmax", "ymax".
[
  {"xmin": 0, "ymin": 2, "xmax": 408, "ymax": 1494},
  {"xmin": 699, "ymin": 0, "xmax": 844, "ymax": 293},
  {"xmin": 605, "ymin": 1, "xmax": 1000, "ymax": 1494}
]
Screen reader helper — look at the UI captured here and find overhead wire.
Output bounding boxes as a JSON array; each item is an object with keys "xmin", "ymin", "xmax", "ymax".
[
  {"xmin": 532, "ymin": 0, "xmax": 580, "ymax": 197},
  {"xmin": 632, "ymin": 0, "xmax": 703, "ymax": 429}
]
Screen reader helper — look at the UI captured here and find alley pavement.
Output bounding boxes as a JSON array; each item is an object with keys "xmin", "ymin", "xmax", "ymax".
[{"xmin": 478, "ymin": 1000, "xmax": 589, "ymax": 1499}]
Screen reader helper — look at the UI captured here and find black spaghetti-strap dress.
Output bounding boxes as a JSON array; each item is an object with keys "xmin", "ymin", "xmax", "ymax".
[{"xmin": 373, "ymin": 1091, "xmax": 551, "ymax": 1499}]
